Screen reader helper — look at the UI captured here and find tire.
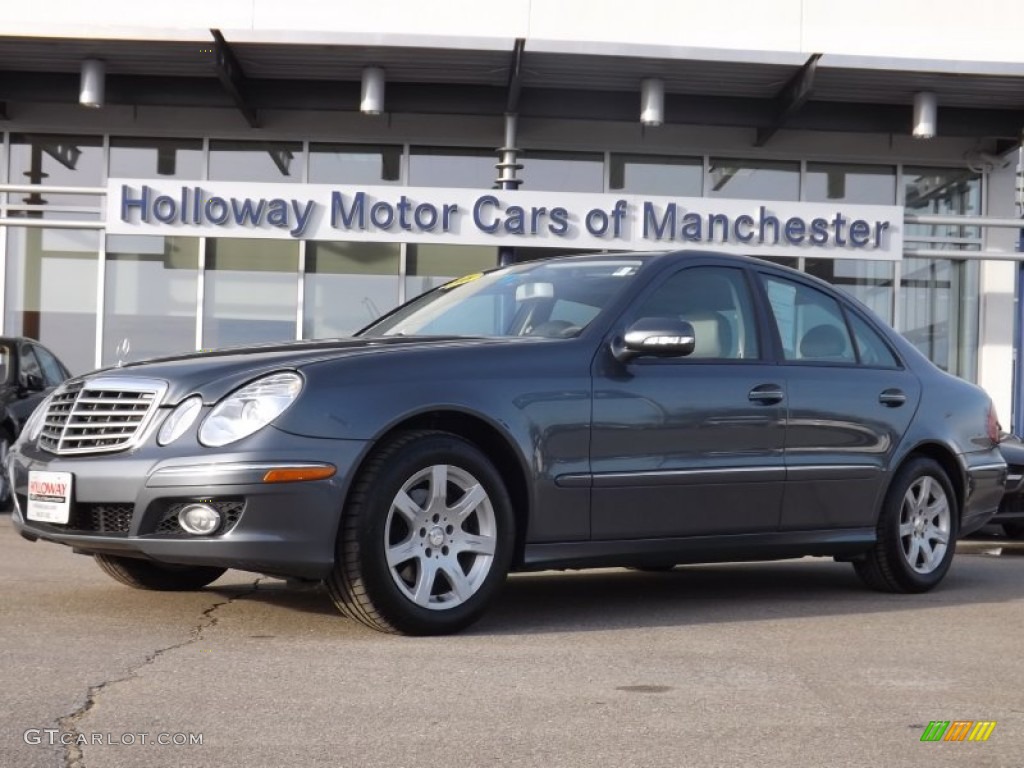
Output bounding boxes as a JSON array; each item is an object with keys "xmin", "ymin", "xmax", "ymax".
[
  {"xmin": 853, "ymin": 457, "xmax": 958, "ymax": 593},
  {"xmin": 327, "ymin": 430, "xmax": 515, "ymax": 635},
  {"xmin": 1003, "ymin": 522, "xmax": 1024, "ymax": 540},
  {"xmin": 0, "ymin": 430, "xmax": 12, "ymax": 512},
  {"xmin": 94, "ymin": 554, "xmax": 226, "ymax": 591}
]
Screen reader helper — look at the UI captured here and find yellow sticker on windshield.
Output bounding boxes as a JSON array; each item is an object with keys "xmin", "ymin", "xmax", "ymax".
[{"xmin": 441, "ymin": 272, "xmax": 484, "ymax": 290}]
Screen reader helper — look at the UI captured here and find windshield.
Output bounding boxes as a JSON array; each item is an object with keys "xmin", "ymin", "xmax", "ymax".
[{"xmin": 360, "ymin": 258, "xmax": 644, "ymax": 339}]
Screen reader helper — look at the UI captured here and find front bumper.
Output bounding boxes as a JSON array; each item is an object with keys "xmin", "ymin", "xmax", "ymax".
[{"xmin": 9, "ymin": 429, "xmax": 369, "ymax": 579}]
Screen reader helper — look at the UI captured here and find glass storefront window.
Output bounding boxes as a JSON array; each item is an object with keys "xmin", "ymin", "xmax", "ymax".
[
  {"xmin": 309, "ymin": 143, "xmax": 402, "ymax": 185},
  {"xmin": 608, "ymin": 154, "xmax": 703, "ymax": 196},
  {"xmin": 805, "ymin": 259, "xmax": 895, "ymax": 325},
  {"xmin": 903, "ymin": 167, "xmax": 982, "ymax": 244},
  {"xmin": 103, "ymin": 235, "xmax": 199, "ymax": 366},
  {"xmin": 897, "ymin": 257, "xmax": 978, "ymax": 380},
  {"xmin": 408, "ymin": 147, "xmax": 495, "ymax": 189},
  {"xmin": 405, "ymin": 244, "xmax": 498, "ymax": 300},
  {"xmin": 898, "ymin": 257, "xmax": 956, "ymax": 374},
  {"xmin": 209, "ymin": 140, "xmax": 304, "ymax": 182},
  {"xmin": 203, "ymin": 239, "xmax": 299, "ymax": 348},
  {"xmin": 707, "ymin": 158, "xmax": 799, "ymax": 201},
  {"xmin": 4, "ymin": 227, "xmax": 98, "ymax": 375},
  {"xmin": 518, "ymin": 150, "xmax": 604, "ymax": 192},
  {"xmin": 899, "ymin": 167, "xmax": 982, "ymax": 378},
  {"xmin": 109, "ymin": 137, "xmax": 203, "ymax": 179},
  {"xmin": 303, "ymin": 241, "xmax": 401, "ymax": 338},
  {"xmin": 805, "ymin": 163, "xmax": 896, "ymax": 204},
  {"xmin": 7, "ymin": 134, "xmax": 104, "ymax": 218}
]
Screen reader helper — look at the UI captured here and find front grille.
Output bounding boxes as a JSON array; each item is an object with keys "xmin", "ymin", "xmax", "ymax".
[
  {"xmin": 155, "ymin": 500, "xmax": 245, "ymax": 536},
  {"xmin": 18, "ymin": 499, "xmax": 135, "ymax": 535},
  {"xmin": 74, "ymin": 503, "xmax": 135, "ymax": 534},
  {"xmin": 39, "ymin": 377, "xmax": 166, "ymax": 455}
]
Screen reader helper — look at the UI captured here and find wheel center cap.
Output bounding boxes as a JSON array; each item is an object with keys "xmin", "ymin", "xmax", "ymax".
[
  {"xmin": 428, "ymin": 526, "xmax": 445, "ymax": 548},
  {"xmin": 915, "ymin": 518, "xmax": 925, "ymax": 533}
]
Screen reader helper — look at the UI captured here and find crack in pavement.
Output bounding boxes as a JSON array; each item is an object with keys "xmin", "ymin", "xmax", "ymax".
[{"xmin": 56, "ymin": 577, "xmax": 263, "ymax": 768}]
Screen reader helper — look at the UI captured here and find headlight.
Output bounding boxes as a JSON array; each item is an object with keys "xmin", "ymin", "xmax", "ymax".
[
  {"xmin": 157, "ymin": 396, "xmax": 203, "ymax": 446},
  {"xmin": 22, "ymin": 394, "xmax": 54, "ymax": 443},
  {"xmin": 198, "ymin": 372, "xmax": 303, "ymax": 447}
]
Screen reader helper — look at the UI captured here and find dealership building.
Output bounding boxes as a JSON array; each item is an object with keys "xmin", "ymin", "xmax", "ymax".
[{"xmin": 0, "ymin": 2, "xmax": 1022, "ymax": 424}]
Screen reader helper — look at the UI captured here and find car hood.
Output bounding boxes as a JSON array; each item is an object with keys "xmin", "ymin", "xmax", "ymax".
[{"xmin": 80, "ymin": 336, "xmax": 533, "ymax": 404}]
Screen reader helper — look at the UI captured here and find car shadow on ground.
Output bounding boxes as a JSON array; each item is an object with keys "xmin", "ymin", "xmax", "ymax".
[
  {"xmin": 476, "ymin": 549, "xmax": 1024, "ymax": 635},
  {"xmin": 208, "ymin": 540, "xmax": 1024, "ymax": 637}
]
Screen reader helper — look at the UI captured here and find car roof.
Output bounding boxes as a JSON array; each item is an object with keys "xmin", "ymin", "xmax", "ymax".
[{"xmin": 516, "ymin": 250, "xmax": 772, "ymax": 268}]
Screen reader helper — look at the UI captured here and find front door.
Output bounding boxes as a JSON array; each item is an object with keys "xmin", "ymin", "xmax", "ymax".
[{"xmin": 590, "ymin": 265, "xmax": 787, "ymax": 539}]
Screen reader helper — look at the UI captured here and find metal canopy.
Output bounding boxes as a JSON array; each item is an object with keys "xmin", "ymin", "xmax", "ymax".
[{"xmin": 0, "ymin": 34, "xmax": 1020, "ymax": 140}]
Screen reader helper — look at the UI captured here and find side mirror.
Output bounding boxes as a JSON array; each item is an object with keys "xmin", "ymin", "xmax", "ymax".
[
  {"xmin": 22, "ymin": 373, "xmax": 45, "ymax": 392},
  {"xmin": 611, "ymin": 317, "xmax": 696, "ymax": 363}
]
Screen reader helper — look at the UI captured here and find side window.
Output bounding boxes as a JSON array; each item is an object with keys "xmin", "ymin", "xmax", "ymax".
[
  {"xmin": 634, "ymin": 267, "xmax": 759, "ymax": 360},
  {"xmin": 760, "ymin": 276, "xmax": 856, "ymax": 364},
  {"xmin": 33, "ymin": 345, "xmax": 69, "ymax": 387},
  {"xmin": 19, "ymin": 345, "xmax": 43, "ymax": 384},
  {"xmin": 847, "ymin": 312, "xmax": 900, "ymax": 368}
]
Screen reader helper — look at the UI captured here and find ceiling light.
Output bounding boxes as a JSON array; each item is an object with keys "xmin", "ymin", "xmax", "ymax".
[
  {"xmin": 912, "ymin": 91, "xmax": 937, "ymax": 139},
  {"xmin": 640, "ymin": 78, "xmax": 664, "ymax": 127},
  {"xmin": 361, "ymin": 67, "xmax": 386, "ymax": 115},
  {"xmin": 80, "ymin": 59, "xmax": 106, "ymax": 108}
]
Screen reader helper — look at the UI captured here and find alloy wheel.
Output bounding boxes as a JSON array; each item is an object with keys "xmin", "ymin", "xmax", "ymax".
[
  {"xmin": 384, "ymin": 463, "xmax": 497, "ymax": 610},
  {"xmin": 898, "ymin": 475, "xmax": 951, "ymax": 574}
]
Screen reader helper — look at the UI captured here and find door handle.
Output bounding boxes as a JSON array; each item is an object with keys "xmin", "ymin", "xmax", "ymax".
[
  {"xmin": 748, "ymin": 385, "xmax": 784, "ymax": 405},
  {"xmin": 879, "ymin": 388, "xmax": 907, "ymax": 407}
]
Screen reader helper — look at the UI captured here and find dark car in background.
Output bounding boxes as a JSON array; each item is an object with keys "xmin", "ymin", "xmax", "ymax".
[
  {"xmin": 7, "ymin": 252, "xmax": 1007, "ymax": 635},
  {"xmin": 994, "ymin": 435, "xmax": 1024, "ymax": 538},
  {"xmin": 0, "ymin": 337, "xmax": 71, "ymax": 507}
]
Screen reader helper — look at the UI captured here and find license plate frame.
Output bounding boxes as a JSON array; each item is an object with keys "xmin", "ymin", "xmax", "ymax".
[{"xmin": 26, "ymin": 470, "xmax": 73, "ymax": 525}]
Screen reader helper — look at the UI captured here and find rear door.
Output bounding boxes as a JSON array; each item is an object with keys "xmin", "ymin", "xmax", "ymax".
[{"xmin": 756, "ymin": 271, "xmax": 921, "ymax": 530}]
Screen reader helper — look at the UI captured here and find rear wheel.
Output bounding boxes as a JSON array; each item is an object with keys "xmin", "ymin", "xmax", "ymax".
[
  {"xmin": 853, "ymin": 457, "xmax": 958, "ymax": 593},
  {"xmin": 327, "ymin": 430, "xmax": 514, "ymax": 635},
  {"xmin": 94, "ymin": 554, "xmax": 226, "ymax": 591}
]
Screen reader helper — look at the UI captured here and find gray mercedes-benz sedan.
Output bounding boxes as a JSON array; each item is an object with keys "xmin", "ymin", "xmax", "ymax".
[{"xmin": 7, "ymin": 252, "xmax": 1006, "ymax": 634}]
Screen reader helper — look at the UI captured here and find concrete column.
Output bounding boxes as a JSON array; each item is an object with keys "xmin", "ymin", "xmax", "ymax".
[{"xmin": 977, "ymin": 155, "xmax": 1020, "ymax": 426}]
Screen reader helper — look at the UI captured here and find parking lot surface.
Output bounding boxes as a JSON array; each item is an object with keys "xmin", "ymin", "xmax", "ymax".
[{"xmin": 1, "ymin": 515, "xmax": 1022, "ymax": 768}]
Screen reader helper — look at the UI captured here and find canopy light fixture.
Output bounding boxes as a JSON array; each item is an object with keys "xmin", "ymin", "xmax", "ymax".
[
  {"xmin": 361, "ymin": 66, "xmax": 386, "ymax": 115},
  {"xmin": 80, "ymin": 59, "xmax": 106, "ymax": 108},
  {"xmin": 912, "ymin": 91, "xmax": 937, "ymax": 139},
  {"xmin": 640, "ymin": 78, "xmax": 665, "ymax": 127}
]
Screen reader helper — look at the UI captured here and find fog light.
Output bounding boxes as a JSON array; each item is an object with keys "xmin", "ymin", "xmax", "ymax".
[{"xmin": 178, "ymin": 504, "xmax": 222, "ymax": 535}]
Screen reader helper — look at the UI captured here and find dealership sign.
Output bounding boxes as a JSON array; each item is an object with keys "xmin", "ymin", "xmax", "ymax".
[{"xmin": 107, "ymin": 179, "xmax": 903, "ymax": 260}]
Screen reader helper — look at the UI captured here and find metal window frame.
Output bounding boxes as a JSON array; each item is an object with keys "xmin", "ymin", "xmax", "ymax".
[{"xmin": 0, "ymin": 129, "xmax": 1016, "ymax": 383}]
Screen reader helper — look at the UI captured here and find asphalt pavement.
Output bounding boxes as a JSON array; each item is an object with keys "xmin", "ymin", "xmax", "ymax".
[{"xmin": 2, "ymin": 515, "xmax": 1022, "ymax": 768}]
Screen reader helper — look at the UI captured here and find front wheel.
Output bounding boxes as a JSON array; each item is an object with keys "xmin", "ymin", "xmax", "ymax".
[
  {"xmin": 94, "ymin": 554, "xmax": 226, "ymax": 591},
  {"xmin": 853, "ymin": 457, "xmax": 958, "ymax": 593},
  {"xmin": 327, "ymin": 430, "xmax": 515, "ymax": 635}
]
